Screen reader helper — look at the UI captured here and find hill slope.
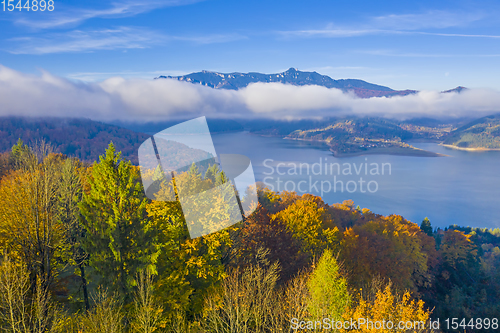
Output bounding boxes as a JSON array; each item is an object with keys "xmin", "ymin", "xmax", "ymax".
[
  {"xmin": 0, "ymin": 117, "xmax": 150, "ymax": 163},
  {"xmin": 443, "ymin": 114, "xmax": 500, "ymax": 149}
]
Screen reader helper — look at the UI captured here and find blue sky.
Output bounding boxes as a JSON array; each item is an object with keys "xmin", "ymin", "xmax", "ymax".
[{"xmin": 1, "ymin": 0, "xmax": 500, "ymax": 91}]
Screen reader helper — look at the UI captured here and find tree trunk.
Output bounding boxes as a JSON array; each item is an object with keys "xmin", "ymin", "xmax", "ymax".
[{"xmin": 79, "ymin": 263, "xmax": 90, "ymax": 311}]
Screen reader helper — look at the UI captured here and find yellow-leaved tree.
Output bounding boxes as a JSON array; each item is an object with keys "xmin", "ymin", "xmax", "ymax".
[
  {"xmin": 343, "ymin": 280, "xmax": 433, "ymax": 333},
  {"xmin": 271, "ymin": 195, "xmax": 335, "ymax": 256},
  {"xmin": 146, "ymin": 163, "xmax": 235, "ymax": 328}
]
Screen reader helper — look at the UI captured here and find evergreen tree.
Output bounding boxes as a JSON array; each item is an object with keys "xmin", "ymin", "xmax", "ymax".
[
  {"xmin": 215, "ymin": 169, "xmax": 229, "ymax": 186},
  {"xmin": 420, "ymin": 217, "xmax": 433, "ymax": 237},
  {"xmin": 79, "ymin": 142, "xmax": 156, "ymax": 303},
  {"xmin": 11, "ymin": 138, "xmax": 28, "ymax": 159},
  {"xmin": 308, "ymin": 249, "xmax": 350, "ymax": 322},
  {"xmin": 10, "ymin": 138, "xmax": 31, "ymax": 168},
  {"xmin": 204, "ymin": 163, "xmax": 219, "ymax": 184}
]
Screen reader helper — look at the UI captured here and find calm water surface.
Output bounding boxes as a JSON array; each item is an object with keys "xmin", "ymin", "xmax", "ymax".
[{"xmin": 212, "ymin": 132, "xmax": 500, "ymax": 229}]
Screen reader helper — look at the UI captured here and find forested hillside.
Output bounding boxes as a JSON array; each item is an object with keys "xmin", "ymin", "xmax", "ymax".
[
  {"xmin": 443, "ymin": 114, "xmax": 500, "ymax": 149},
  {"xmin": 0, "ymin": 117, "xmax": 149, "ymax": 163},
  {"xmin": 0, "ymin": 141, "xmax": 498, "ymax": 332}
]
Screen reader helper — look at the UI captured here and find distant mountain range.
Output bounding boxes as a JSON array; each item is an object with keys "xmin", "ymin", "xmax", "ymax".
[{"xmin": 156, "ymin": 68, "xmax": 464, "ymax": 98}]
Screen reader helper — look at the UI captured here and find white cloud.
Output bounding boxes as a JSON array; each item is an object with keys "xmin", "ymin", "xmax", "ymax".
[
  {"xmin": 1, "ymin": 65, "xmax": 500, "ymax": 122},
  {"xmin": 66, "ymin": 70, "xmax": 192, "ymax": 82},
  {"xmin": 171, "ymin": 33, "xmax": 247, "ymax": 44},
  {"xmin": 15, "ymin": 0, "xmax": 205, "ymax": 30},
  {"xmin": 413, "ymin": 32, "xmax": 500, "ymax": 39},
  {"xmin": 279, "ymin": 10, "xmax": 495, "ymax": 39},
  {"xmin": 279, "ymin": 28, "xmax": 388, "ymax": 38},
  {"xmin": 8, "ymin": 27, "xmax": 164, "ymax": 54},
  {"xmin": 358, "ymin": 49, "xmax": 500, "ymax": 58},
  {"xmin": 280, "ymin": 27, "xmax": 500, "ymax": 40},
  {"xmin": 7, "ymin": 27, "xmax": 244, "ymax": 54},
  {"xmin": 372, "ymin": 10, "xmax": 483, "ymax": 30}
]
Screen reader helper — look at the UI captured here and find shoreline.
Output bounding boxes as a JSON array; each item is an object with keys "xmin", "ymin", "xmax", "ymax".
[
  {"xmin": 283, "ymin": 136, "xmax": 330, "ymax": 144},
  {"xmin": 406, "ymin": 138, "xmax": 443, "ymax": 143},
  {"xmin": 331, "ymin": 146, "xmax": 447, "ymax": 158},
  {"xmin": 284, "ymin": 136, "xmax": 446, "ymax": 157},
  {"xmin": 259, "ymin": 134, "xmax": 448, "ymax": 157},
  {"xmin": 440, "ymin": 143, "xmax": 500, "ymax": 152}
]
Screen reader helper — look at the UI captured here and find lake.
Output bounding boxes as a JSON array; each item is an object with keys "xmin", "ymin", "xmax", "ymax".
[{"xmin": 212, "ymin": 132, "xmax": 500, "ymax": 229}]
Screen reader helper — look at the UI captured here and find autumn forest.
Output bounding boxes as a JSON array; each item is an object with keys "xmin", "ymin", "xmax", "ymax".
[{"xmin": 0, "ymin": 140, "xmax": 499, "ymax": 333}]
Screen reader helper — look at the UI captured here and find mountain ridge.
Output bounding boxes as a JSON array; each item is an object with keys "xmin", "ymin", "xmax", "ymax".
[{"xmin": 156, "ymin": 67, "xmax": 426, "ymax": 98}]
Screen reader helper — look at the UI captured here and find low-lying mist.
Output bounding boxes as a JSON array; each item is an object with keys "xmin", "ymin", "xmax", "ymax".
[{"xmin": 1, "ymin": 65, "xmax": 499, "ymax": 122}]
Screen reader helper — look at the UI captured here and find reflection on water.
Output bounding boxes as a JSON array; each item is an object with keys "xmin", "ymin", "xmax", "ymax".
[{"xmin": 212, "ymin": 132, "xmax": 500, "ymax": 229}]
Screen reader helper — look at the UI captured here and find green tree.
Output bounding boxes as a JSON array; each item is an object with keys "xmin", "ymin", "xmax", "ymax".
[
  {"xmin": 10, "ymin": 138, "xmax": 30, "ymax": 167},
  {"xmin": 79, "ymin": 142, "xmax": 156, "ymax": 303},
  {"xmin": 307, "ymin": 249, "xmax": 350, "ymax": 322},
  {"xmin": 146, "ymin": 165, "xmax": 234, "ymax": 322},
  {"xmin": 420, "ymin": 217, "xmax": 433, "ymax": 237},
  {"xmin": 204, "ymin": 163, "xmax": 219, "ymax": 184}
]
